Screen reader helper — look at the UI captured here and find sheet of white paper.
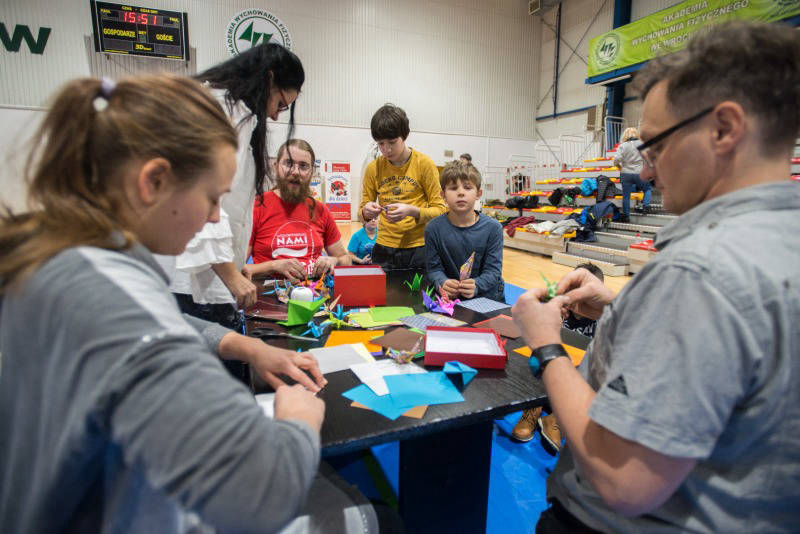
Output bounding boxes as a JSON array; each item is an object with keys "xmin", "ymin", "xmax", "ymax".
[
  {"xmin": 255, "ymin": 393, "xmax": 275, "ymax": 418},
  {"xmin": 310, "ymin": 343, "xmax": 375, "ymax": 375},
  {"xmin": 349, "ymin": 359, "xmax": 427, "ymax": 396}
]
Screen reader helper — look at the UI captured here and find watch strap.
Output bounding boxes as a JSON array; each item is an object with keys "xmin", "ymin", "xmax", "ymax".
[{"xmin": 529, "ymin": 343, "xmax": 569, "ymax": 378}]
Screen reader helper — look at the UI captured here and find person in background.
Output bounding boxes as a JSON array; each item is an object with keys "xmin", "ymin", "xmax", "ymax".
[
  {"xmin": 514, "ymin": 21, "xmax": 800, "ymax": 532},
  {"xmin": 425, "ymin": 161, "xmax": 504, "ymax": 302},
  {"xmin": 347, "ymin": 216, "xmax": 378, "ymax": 264},
  {"xmin": 513, "ymin": 264, "xmax": 605, "ymax": 452},
  {"xmin": 459, "ymin": 153, "xmax": 472, "ymax": 163},
  {"xmin": 156, "ymin": 43, "xmax": 304, "ymax": 382},
  {"xmin": 360, "ymin": 104, "xmax": 447, "ymax": 271},
  {"xmin": 614, "ymin": 127, "xmax": 651, "ymax": 222},
  {"xmin": 0, "ymin": 74, "xmax": 372, "ymax": 533},
  {"xmin": 244, "ymin": 139, "xmax": 351, "ymax": 282}
]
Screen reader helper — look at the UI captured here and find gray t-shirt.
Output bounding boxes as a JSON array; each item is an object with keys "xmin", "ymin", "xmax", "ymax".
[
  {"xmin": 0, "ymin": 242, "xmax": 320, "ymax": 533},
  {"xmin": 613, "ymin": 139, "xmax": 644, "ymax": 174},
  {"xmin": 424, "ymin": 213, "xmax": 505, "ymax": 302},
  {"xmin": 549, "ymin": 181, "xmax": 800, "ymax": 532}
]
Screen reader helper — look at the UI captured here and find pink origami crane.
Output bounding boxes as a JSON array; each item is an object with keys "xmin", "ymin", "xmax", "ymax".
[{"xmin": 422, "ymin": 287, "xmax": 460, "ymax": 316}]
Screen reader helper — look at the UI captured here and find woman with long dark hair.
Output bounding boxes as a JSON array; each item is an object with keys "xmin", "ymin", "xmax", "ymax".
[{"xmin": 158, "ymin": 43, "xmax": 304, "ymax": 381}]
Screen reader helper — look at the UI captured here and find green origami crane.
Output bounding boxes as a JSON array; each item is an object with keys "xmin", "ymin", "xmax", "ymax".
[
  {"xmin": 403, "ymin": 273, "xmax": 424, "ymax": 292},
  {"xmin": 277, "ymin": 297, "xmax": 327, "ymax": 327},
  {"xmin": 540, "ymin": 273, "xmax": 558, "ymax": 302}
]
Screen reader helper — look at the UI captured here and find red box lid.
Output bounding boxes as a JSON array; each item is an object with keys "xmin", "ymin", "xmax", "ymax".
[
  {"xmin": 423, "ymin": 327, "xmax": 507, "ymax": 370},
  {"xmin": 333, "ymin": 265, "xmax": 386, "ymax": 306}
]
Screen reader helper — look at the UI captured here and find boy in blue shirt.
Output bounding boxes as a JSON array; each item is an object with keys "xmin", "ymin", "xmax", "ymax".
[
  {"xmin": 425, "ymin": 161, "xmax": 504, "ymax": 302},
  {"xmin": 347, "ymin": 218, "xmax": 378, "ymax": 264}
]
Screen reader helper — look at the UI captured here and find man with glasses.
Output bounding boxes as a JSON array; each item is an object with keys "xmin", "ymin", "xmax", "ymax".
[
  {"xmin": 512, "ymin": 21, "xmax": 800, "ymax": 532},
  {"xmin": 245, "ymin": 139, "xmax": 351, "ymax": 282}
]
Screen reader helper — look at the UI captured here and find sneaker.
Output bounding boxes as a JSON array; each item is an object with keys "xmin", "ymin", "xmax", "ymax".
[
  {"xmin": 512, "ymin": 406, "xmax": 543, "ymax": 442},
  {"xmin": 538, "ymin": 414, "xmax": 562, "ymax": 454}
]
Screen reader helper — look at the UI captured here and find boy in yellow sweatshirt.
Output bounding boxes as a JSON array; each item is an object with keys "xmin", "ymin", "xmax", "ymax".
[{"xmin": 360, "ymin": 104, "xmax": 446, "ymax": 271}]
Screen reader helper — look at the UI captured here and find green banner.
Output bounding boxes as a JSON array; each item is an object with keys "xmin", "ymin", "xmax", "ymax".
[{"xmin": 588, "ymin": 0, "xmax": 800, "ymax": 78}]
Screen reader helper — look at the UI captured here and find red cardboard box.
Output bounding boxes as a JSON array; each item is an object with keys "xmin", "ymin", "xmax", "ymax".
[
  {"xmin": 333, "ymin": 265, "xmax": 386, "ymax": 306},
  {"xmin": 424, "ymin": 327, "xmax": 507, "ymax": 369}
]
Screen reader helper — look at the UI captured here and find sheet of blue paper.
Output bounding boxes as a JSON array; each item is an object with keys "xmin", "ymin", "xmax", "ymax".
[
  {"xmin": 384, "ymin": 372, "xmax": 465, "ymax": 406},
  {"xmin": 342, "ymin": 371, "xmax": 465, "ymax": 420},
  {"xmin": 342, "ymin": 384, "xmax": 412, "ymax": 420}
]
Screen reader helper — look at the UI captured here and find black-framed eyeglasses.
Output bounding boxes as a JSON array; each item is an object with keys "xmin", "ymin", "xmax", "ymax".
[
  {"xmin": 637, "ymin": 106, "xmax": 714, "ymax": 168},
  {"xmin": 280, "ymin": 159, "xmax": 312, "ymax": 174},
  {"xmin": 276, "ymin": 89, "xmax": 291, "ymax": 113}
]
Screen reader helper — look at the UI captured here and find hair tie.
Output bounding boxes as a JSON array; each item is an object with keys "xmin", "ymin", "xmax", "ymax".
[{"xmin": 93, "ymin": 77, "xmax": 116, "ymax": 112}]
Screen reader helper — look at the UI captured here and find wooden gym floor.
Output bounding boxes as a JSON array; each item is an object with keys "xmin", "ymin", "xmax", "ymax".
[{"xmin": 337, "ymin": 222, "xmax": 632, "ymax": 295}]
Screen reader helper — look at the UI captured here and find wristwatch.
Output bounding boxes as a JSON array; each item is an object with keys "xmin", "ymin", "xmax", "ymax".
[{"xmin": 529, "ymin": 344, "xmax": 569, "ymax": 378}]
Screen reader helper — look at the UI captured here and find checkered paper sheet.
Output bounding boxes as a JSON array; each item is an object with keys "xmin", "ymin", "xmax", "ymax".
[
  {"xmin": 399, "ymin": 312, "xmax": 466, "ymax": 331},
  {"xmin": 455, "ymin": 297, "xmax": 510, "ymax": 314}
]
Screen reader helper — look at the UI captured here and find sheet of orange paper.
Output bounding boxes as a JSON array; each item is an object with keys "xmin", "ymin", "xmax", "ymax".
[
  {"xmin": 514, "ymin": 344, "xmax": 585, "ymax": 366},
  {"xmin": 324, "ymin": 330, "xmax": 385, "ymax": 354},
  {"xmin": 351, "ymin": 401, "xmax": 428, "ymax": 419}
]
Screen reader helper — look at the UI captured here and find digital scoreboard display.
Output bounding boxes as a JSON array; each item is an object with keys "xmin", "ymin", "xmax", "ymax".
[{"xmin": 90, "ymin": 1, "xmax": 189, "ymax": 60}]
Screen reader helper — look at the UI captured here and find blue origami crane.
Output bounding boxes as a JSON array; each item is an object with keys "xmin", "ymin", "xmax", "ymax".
[
  {"xmin": 443, "ymin": 361, "xmax": 477, "ymax": 386},
  {"xmin": 331, "ymin": 304, "xmax": 351, "ymax": 321},
  {"xmin": 300, "ymin": 319, "xmax": 331, "ymax": 338}
]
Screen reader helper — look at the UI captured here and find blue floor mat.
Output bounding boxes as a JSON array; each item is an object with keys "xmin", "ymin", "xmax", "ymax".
[{"xmin": 347, "ymin": 409, "xmax": 559, "ymax": 534}]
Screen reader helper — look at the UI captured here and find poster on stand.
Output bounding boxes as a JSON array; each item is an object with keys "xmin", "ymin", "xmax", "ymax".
[
  {"xmin": 325, "ymin": 161, "xmax": 352, "ymax": 221},
  {"xmin": 309, "ymin": 159, "xmax": 323, "ymax": 202}
]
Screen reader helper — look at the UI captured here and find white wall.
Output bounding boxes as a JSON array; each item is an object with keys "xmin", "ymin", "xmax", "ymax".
[
  {"xmin": 0, "ymin": 108, "xmax": 42, "ymax": 211},
  {"xmin": 0, "ymin": 0, "xmax": 541, "ymax": 214}
]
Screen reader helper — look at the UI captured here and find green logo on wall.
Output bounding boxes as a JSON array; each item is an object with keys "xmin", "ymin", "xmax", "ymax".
[
  {"xmin": 0, "ymin": 23, "xmax": 51, "ymax": 54},
  {"xmin": 594, "ymin": 32, "xmax": 620, "ymax": 67},
  {"xmin": 226, "ymin": 8, "xmax": 292, "ymax": 56}
]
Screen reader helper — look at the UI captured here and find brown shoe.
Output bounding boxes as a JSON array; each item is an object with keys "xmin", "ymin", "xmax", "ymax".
[
  {"xmin": 538, "ymin": 414, "xmax": 562, "ymax": 454},
  {"xmin": 512, "ymin": 406, "xmax": 543, "ymax": 442}
]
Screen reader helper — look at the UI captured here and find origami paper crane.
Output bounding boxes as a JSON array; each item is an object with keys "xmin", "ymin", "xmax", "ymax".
[
  {"xmin": 403, "ymin": 273, "xmax": 424, "ymax": 292},
  {"xmin": 385, "ymin": 336, "xmax": 424, "ymax": 364},
  {"xmin": 540, "ymin": 272, "xmax": 558, "ymax": 301},
  {"xmin": 300, "ymin": 319, "xmax": 331, "ymax": 338},
  {"xmin": 443, "ymin": 361, "xmax": 477, "ymax": 387},
  {"xmin": 459, "ymin": 252, "xmax": 476, "ymax": 281},
  {"xmin": 330, "ymin": 304, "xmax": 350, "ymax": 322},
  {"xmin": 313, "ymin": 277, "xmax": 330, "ymax": 298},
  {"xmin": 278, "ymin": 297, "xmax": 327, "ymax": 327},
  {"xmin": 422, "ymin": 287, "xmax": 460, "ymax": 316},
  {"xmin": 326, "ymin": 310, "xmax": 354, "ymax": 330},
  {"xmin": 263, "ymin": 279, "xmax": 295, "ymax": 303}
]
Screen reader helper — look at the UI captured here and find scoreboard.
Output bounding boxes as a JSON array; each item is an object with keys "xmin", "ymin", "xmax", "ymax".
[{"xmin": 90, "ymin": 1, "xmax": 189, "ymax": 60}]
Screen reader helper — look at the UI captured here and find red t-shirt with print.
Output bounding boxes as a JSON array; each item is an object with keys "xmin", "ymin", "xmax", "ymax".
[{"xmin": 250, "ymin": 191, "xmax": 342, "ymax": 276}]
